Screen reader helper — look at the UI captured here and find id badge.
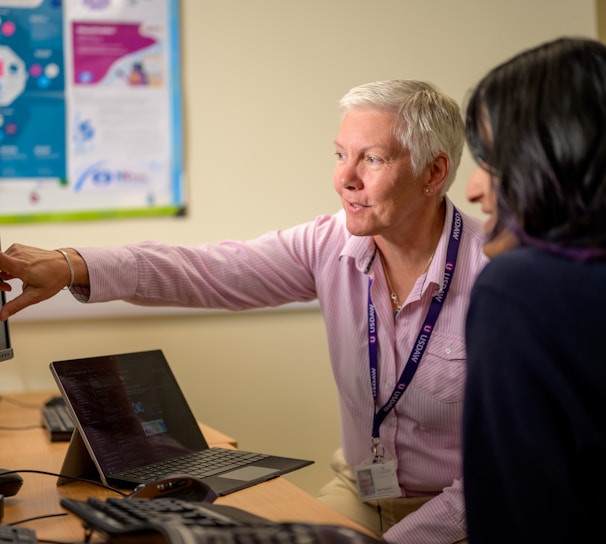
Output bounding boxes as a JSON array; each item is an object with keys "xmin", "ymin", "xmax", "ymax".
[{"xmin": 355, "ymin": 459, "xmax": 401, "ymax": 501}]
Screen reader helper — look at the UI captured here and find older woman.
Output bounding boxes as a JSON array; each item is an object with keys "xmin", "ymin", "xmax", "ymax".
[{"xmin": 0, "ymin": 80, "xmax": 487, "ymax": 544}]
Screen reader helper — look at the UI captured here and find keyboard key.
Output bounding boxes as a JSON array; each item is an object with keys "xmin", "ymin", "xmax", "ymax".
[{"xmin": 0, "ymin": 525, "xmax": 38, "ymax": 544}]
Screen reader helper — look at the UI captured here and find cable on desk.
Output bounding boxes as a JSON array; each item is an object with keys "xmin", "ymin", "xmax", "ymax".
[
  {"xmin": 0, "ymin": 394, "xmax": 50, "ymax": 430},
  {"xmin": 2, "ymin": 470, "xmax": 123, "ymax": 544},
  {"xmin": 38, "ymin": 539, "xmax": 83, "ymax": 544},
  {"xmin": 0, "ymin": 424, "xmax": 44, "ymax": 431},
  {"xmin": 5, "ymin": 505, "xmax": 88, "ymax": 544},
  {"xmin": 5, "ymin": 507, "xmax": 89, "ymax": 544},
  {"xmin": 0, "ymin": 395, "xmax": 42, "ymax": 410},
  {"xmin": 0, "ymin": 469, "xmax": 129, "ymax": 497},
  {"xmin": 8, "ymin": 512, "xmax": 68, "ymax": 526}
]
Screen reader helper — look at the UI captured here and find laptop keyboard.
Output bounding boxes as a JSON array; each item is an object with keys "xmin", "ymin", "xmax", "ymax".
[
  {"xmin": 120, "ymin": 448, "xmax": 270, "ymax": 481},
  {"xmin": 60, "ymin": 496, "xmax": 382, "ymax": 544}
]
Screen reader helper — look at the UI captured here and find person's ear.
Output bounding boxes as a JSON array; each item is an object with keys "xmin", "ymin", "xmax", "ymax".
[{"xmin": 423, "ymin": 152, "xmax": 449, "ymax": 196}]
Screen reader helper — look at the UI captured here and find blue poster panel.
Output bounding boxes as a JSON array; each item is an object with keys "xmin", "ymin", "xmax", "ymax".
[{"xmin": 0, "ymin": 0, "xmax": 184, "ymax": 222}]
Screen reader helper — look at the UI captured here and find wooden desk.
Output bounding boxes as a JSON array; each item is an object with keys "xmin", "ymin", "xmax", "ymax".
[{"xmin": 0, "ymin": 391, "xmax": 369, "ymax": 542}]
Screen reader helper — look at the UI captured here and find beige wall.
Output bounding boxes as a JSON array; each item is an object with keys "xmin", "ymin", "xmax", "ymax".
[
  {"xmin": 0, "ymin": 1, "xmax": 597, "ymax": 495},
  {"xmin": 598, "ymin": 0, "xmax": 606, "ymax": 40}
]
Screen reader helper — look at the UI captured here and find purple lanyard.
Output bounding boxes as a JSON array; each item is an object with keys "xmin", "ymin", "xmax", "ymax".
[{"xmin": 367, "ymin": 208, "xmax": 462, "ymax": 439}]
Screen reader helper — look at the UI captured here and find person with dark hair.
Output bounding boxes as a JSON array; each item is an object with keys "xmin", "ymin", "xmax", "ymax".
[
  {"xmin": 463, "ymin": 36, "xmax": 606, "ymax": 544},
  {"xmin": 0, "ymin": 80, "xmax": 487, "ymax": 543}
]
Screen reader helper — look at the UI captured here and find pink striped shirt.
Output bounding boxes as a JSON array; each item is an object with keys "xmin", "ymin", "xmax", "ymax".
[{"xmin": 75, "ymin": 197, "xmax": 488, "ymax": 543}]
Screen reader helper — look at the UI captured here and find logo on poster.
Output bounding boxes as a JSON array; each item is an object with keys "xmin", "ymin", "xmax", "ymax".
[{"xmin": 74, "ymin": 160, "xmax": 149, "ymax": 192}]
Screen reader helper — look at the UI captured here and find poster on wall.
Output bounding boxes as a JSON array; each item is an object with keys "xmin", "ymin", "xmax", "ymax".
[{"xmin": 0, "ymin": 0, "xmax": 184, "ymax": 223}]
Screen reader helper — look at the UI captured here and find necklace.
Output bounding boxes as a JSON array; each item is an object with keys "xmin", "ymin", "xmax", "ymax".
[
  {"xmin": 384, "ymin": 268, "xmax": 402, "ymax": 315},
  {"xmin": 384, "ymin": 252, "xmax": 435, "ymax": 317},
  {"xmin": 382, "ymin": 204, "xmax": 444, "ymax": 316}
]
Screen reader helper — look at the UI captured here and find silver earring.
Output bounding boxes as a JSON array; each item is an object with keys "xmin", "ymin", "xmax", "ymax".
[{"xmin": 425, "ymin": 187, "xmax": 434, "ymax": 194}]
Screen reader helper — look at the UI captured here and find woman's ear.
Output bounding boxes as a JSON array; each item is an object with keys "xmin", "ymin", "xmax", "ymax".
[{"xmin": 424, "ymin": 152, "xmax": 449, "ymax": 195}]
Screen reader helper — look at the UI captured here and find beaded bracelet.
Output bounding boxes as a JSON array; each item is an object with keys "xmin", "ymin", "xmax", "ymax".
[{"xmin": 55, "ymin": 249, "xmax": 75, "ymax": 291}]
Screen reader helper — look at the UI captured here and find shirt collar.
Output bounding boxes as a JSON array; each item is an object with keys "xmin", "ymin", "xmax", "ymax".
[
  {"xmin": 338, "ymin": 198, "xmax": 456, "ymax": 296},
  {"xmin": 425, "ymin": 197, "xmax": 455, "ymax": 297}
]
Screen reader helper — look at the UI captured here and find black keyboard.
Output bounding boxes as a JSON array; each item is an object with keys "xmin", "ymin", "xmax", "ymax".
[
  {"xmin": 118, "ymin": 448, "xmax": 268, "ymax": 481},
  {"xmin": 61, "ymin": 496, "xmax": 381, "ymax": 544},
  {"xmin": 0, "ymin": 525, "xmax": 37, "ymax": 544},
  {"xmin": 41, "ymin": 403, "xmax": 74, "ymax": 442}
]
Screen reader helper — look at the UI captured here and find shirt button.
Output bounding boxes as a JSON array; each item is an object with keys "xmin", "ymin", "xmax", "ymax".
[{"xmin": 445, "ymin": 347, "xmax": 452, "ymax": 355}]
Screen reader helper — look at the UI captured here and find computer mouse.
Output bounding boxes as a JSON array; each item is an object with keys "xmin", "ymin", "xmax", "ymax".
[
  {"xmin": 127, "ymin": 474, "xmax": 217, "ymax": 503},
  {"xmin": 0, "ymin": 469, "xmax": 23, "ymax": 497}
]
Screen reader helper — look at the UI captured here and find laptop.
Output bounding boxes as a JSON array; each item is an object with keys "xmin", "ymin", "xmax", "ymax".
[{"xmin": 50, "ymin": 349, "xmax": 313, "ymax": 495}]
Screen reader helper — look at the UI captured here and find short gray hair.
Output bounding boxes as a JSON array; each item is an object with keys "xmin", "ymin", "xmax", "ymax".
[{"xmin": 339, "ymin": 80, "xmax": 464, "ymax": 194}]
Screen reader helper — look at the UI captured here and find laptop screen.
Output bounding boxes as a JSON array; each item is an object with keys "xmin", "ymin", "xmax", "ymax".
[{"xmin": 51, "ymin": 350, "xmax": 207, "ymax": 477}]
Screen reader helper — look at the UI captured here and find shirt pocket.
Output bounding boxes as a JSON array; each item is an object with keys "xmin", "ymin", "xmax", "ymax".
[{"xmin": 411, "ymin": 332, "xmax": 466, "ymax": 403}]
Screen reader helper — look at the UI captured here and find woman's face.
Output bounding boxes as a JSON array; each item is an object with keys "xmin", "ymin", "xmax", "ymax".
[
  {"xmin": 333, "ymin": 108, "xmax": 432, "ymax": 239},
  {"xmin": 466, "ymin": 166, "xmax": 517, "ymax": 258}
]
